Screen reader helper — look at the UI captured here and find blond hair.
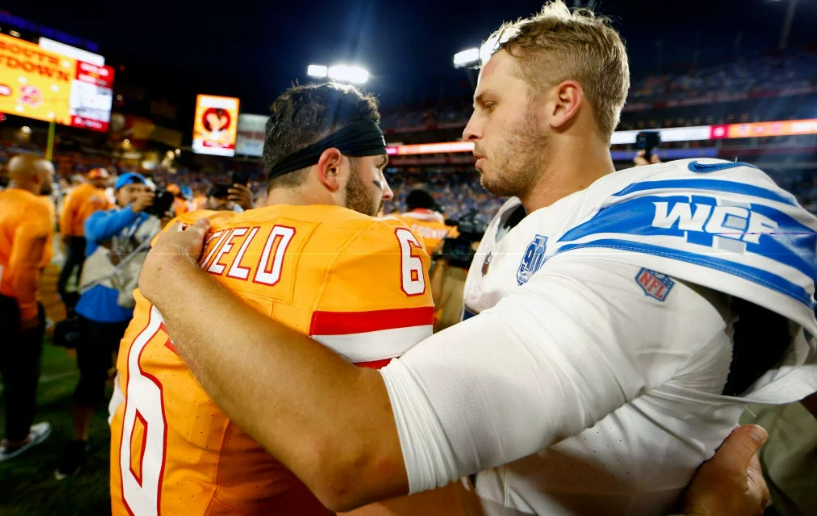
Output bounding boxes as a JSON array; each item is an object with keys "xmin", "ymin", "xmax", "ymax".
[{"xmin": 483, "ymin": 0, "xmax": 630, "ymax": 140}]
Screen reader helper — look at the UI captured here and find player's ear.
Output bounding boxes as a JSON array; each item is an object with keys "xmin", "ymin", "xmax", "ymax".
[
  {"xmin": 316, "ymin": 148, "xmax": 343, "ymax": 193},
  {"xmin": 548, "ymin": 80, "xmax": 583, "ymax": 131}
]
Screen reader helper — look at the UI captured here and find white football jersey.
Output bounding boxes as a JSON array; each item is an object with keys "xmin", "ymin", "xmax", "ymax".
[{"xmin": 381, "ymin": 159, "xmax": 817, "ymax": 516}]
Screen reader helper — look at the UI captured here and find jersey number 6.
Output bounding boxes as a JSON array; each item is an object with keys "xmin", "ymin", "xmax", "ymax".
[
  {"xmin": 396, "ymin": 228, "xmax": 426, "ymax": 296},
  {"xmin": 118, "ymin": 306, "xmax": 167, "ymax": 516}
]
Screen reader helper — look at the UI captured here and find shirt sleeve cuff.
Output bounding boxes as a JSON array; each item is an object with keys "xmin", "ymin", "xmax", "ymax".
[{"xmin": 379, "ymin": 358, "xmax": 461, "ymax": 494}]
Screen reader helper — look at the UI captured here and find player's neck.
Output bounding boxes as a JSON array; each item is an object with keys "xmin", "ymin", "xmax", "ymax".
[
  {"xmin": 7, "ymin": 180, "xmax": 38, "ymax": 194},
  {"xmin": 266, "ymin": 187, "xmax": 332, "ymax": 208},
  {"xmin": 520, "ymin": 139, "xmax": 614, "ymax": 214}
]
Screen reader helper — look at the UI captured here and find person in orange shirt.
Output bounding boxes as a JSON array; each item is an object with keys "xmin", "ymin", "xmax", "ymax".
[
  {"xmin": 0, "ymin": 154, "xmax": 55, "ymax": 462},
  {"xmin": 57, "ymin": 168, "xmax": 112, "ymax": 313},
  {"xmin": 395, "ymin": 190, "xmax": 461, "ymax": 330},
  {"xmin": 109, "ymin": 83, "xmax": 433, "ymax": 516},
  {"xmin": 192, "ymin": 192, "xmax": 208, "ymax": 211},
  {"xmin": 166, "ymin": 183, "xmax": 189, "ymax": 216},
  {"xmin": 396, "ymin": 189, "xmax": 458, "ymax": 253}
]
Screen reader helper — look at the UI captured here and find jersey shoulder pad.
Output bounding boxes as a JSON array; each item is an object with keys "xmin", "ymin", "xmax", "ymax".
[
  {"xmin": 174, "ymin": 209, "xmax": 236, "ymax": 228},
  {"xmin": 375, "ymin": 214, "xmax": 413, "ymax": 230},
  {"xmin": 309, "ymin": 217, "xmax": 434, "ymax": 363},
  {"xmin": 314, "ymin": 216, "xmax": 432, "ymax": 312}
]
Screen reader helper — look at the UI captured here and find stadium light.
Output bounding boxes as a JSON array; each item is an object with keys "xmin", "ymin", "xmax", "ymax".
[
  {"xmin": 453, "ymin": 48, "xmax": 480, "ymax": 68},
  {"xmin": 307, "ymin": 64, "xmax": 328, "ymax": 78},
  {"xmin": 328, "ymin": 65, "xmax": 369, "ymax": 85}
]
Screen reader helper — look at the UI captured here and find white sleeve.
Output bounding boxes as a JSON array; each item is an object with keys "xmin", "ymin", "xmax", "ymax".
[
  {"xmin": 108, "ymin": 373, "xmax": 125, "ymax": 426},
  {"xmin": 379, "ymin": 259, "xmax": 731, "ymax": 494}
]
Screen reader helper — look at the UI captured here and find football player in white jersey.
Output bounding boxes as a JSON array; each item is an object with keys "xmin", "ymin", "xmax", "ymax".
[{"xmin": 136, "ymin": 1, "xmax": 816, "ymax": 515}]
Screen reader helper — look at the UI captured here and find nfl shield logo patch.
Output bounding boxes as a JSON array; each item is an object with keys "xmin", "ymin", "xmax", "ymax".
[
  {"xmin": 635, "ymin": 268, "xmax": 675, "ymax": 301},
  {"xmin": 482, "ymin": 252, "xmax": 492, "ymax": 276},
  {"xmin": 517, "ymin": 234, "xmax": 548, "ymax": 285}
]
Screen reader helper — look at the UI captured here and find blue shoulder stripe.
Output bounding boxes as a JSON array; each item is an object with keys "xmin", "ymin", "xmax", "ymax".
[
  {"xmin": 612, "ymin": 179, "xmax": 796, "ymax": 207},
  {"xmin": 553, "ymin": 239, "xmax": 816, "ymax": 311},
  {"xmin": 558, "ymin": 195, "xmax": 817, "ymax": 280},
  {"xmin": 687, "ymin": 161, "xmax": 758, "ymax": 173}
]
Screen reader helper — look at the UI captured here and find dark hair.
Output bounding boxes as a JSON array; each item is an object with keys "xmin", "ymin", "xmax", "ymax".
[
  {"xmin": 263, "ymin": 83, "xmax": 380, "ymax": 189},
  {"xmin": 406, "ymin": 189, "xmax": 436, "ymax": 211},
  {"xmin": 207, "ymin": 183, "xmax": 230, "ymax": 199}
]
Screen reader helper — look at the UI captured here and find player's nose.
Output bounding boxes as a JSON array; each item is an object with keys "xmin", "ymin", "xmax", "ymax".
[
  {"xmin": 381, "ymin": 179, "xmax": 394, "ymax": 202},
  {"xmin": 463, "ymin": 112, "xmax": 482, "ymax": 142}
]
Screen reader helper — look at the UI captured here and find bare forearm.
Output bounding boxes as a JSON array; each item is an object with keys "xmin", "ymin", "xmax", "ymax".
[{"xmin": 143, "ymin": 255, "xmax": 408, "ymax": 510}]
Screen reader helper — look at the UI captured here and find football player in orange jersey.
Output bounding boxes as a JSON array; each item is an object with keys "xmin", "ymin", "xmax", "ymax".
[
  {"xmin": 109, "ymin": 82, "xmax": 436, "ymax": 516},
  {"xmin": 395, "ymin": 189, "xmax": 458, "ymax": 253},
  {"xmin": 57, "ymin": 168, "xmax": 112, "ymax": 313}
]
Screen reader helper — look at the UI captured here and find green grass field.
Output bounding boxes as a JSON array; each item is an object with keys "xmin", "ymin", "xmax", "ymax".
[{"xmin": 0, "ymin": 341, "xmax": 113, "ymax": 516}]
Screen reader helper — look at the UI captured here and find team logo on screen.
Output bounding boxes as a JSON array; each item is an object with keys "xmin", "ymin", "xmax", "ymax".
[
  {"xmin": 517, "ymin": 234, "xmax": 548, "ymax": 285},
  {"xmin": 635, "ymin": 268, "xmax": 675, "ymax": 301},
  {"xmin": 202, "ymin": 108, "xmax": 231, "ymax": 134},
  {"xmin": 20, "ymin": 85, "xmax": 42, "ymax": 108}
]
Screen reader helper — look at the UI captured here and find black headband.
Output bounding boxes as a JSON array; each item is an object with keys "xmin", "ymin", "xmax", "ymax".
[{"xmin": 267, "ymin": 119, "xmax": 387, "ymax": 180}]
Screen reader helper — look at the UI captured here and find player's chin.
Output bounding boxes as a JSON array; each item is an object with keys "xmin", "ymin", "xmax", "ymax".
[
  {"xmin": 480, "ymin": 173, "xmax": 512, "ymax": 197},
  {"xmin": 478, "ymin": 168, "xmax": 495, "ymax": 190}
]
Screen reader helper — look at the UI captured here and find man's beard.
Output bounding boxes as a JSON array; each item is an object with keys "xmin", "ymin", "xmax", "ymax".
[
  {"xmin": 480, "ymin": 108, "xmax": 550, "ymax": 199},
  {"xmin": 40, "ymin": 181, "xmax": 53, "ymax": 196},
  {"xmin": 345, "ymin": 163, "xmax": 378, "ymax": 217}
]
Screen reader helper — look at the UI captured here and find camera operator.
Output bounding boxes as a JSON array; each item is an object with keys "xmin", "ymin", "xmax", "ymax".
[
  {"xmin": 227, "ymin": 170, "xmax": 255, "ymax": 211},
  {"xmin": 55, "ymin": 172, "xmax": 171, "ymax": 479},
  {"xmin": 204, "ymin": 182, "xmax": 250, "ymax": 212},
  {"xmin": 431, "ymin": 211, "xmax": 488, "ymax": 331}
]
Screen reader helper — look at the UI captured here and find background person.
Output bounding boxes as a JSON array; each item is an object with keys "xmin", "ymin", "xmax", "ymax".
[
  {"xmin": 166, "ymin": 183, "xmax": 189, "ymax": 216},
  {"xmin": 396, "ymin": 189, "xmax": 458, "ymax": 253},
  {"xmin": 57, "ymin": 168, "xmax": 112, "ymax": 314},
  {"xmin": 0, "ymin": 154, "xmax": 55, "ymax": 461}
]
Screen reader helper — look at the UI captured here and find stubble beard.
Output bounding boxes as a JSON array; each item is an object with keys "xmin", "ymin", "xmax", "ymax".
[{"xmin": 479, "ymin": 108, "xmax": 550, "ymax": 199}]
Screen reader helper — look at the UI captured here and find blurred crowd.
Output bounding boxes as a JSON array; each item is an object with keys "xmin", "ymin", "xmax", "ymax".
[
  {"xmin": 0, "ymin": 142, "xmax": 507, "ymax": 223},
  {"xmin": 384, "ymin": 169, "xmax": 505, "ymax": 223},
  {"xmin": 381, "ymin": 47, "xmax": 817, "ymax": 132},
  {"xmin": 629, "ymin": 48, "xmax": 817, "ymax": 102}
]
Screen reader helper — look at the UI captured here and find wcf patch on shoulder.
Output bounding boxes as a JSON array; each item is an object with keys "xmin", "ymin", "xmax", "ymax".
[{"xmin": 635, "ymin": 268, "xmax": 675, "ymax": 301}]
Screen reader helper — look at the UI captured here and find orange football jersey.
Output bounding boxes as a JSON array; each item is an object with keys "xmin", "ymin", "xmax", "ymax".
[
  {"xmin": 395, "ymin": 209, "xmax": 458, "ymax": 253},
  {"xmin": 109, "ymin": 204, "xmax": 433, "ymax": 516},
  {"xmin": 59, "ymin": 183, "xmax": 112, "ymax": 237}
]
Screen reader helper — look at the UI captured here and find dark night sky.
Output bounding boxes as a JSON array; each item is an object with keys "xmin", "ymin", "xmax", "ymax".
[{"xmin": 11, "ymin": 0, "xmax": 817, "ymax": 116}]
